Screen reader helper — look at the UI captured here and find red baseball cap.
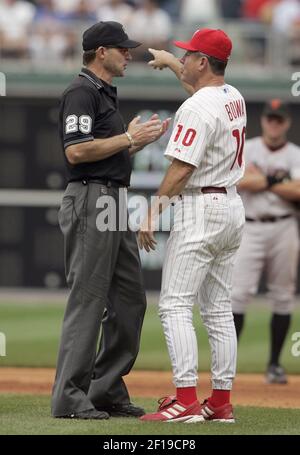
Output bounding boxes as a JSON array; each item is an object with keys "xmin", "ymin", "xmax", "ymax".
[{"xmin": 174, "ymin": 28, "xmax": 232, "ymax": 61}]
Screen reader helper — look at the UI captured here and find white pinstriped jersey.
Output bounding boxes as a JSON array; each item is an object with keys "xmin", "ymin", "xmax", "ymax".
[
  {"xmin": 240, "ymin": 137, "xmax": 300, "ymax": 218},
  {"xmin": 165, "ymin": 84, "xmax": 247, "ymax": 189}
]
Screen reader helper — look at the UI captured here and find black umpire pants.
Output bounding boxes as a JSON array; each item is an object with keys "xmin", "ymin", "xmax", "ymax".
[{"xmin": 51, "ymin": 181, "xmax": 146, "ymax": 416}]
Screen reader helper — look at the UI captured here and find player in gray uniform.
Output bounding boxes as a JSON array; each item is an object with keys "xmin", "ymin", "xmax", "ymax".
[{"xmin": 231, "ymin": 99, "xmax": 300, "ymax": 384}]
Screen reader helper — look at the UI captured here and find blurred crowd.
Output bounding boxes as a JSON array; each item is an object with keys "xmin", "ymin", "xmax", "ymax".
[{"xmin": 0, "ymin": 0, "xmax": 299, "ymax": 62}]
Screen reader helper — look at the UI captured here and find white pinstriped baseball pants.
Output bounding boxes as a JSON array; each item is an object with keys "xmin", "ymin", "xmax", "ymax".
[{"xmin": 158, "ymin": 188, "xmax": 245, "ymax": 390}]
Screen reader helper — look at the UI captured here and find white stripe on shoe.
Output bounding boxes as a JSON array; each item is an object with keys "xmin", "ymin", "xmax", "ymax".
[
  {"xmin": 173, "ymin": 404, "xmax": 186, "ymax": 412},
  {"xmin": 167, "ymin": 408, "xmax": 180, "ymax": 416},
  {"xmin": 203, "ymin": 406, "xmax": 214, "ymax": 416},
  {"xmin": 201, "ymin": 408, "xmax": 211, "ymax": 419}
]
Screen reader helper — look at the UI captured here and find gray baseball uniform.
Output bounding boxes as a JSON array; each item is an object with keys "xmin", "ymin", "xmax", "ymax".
[{"xmin": 231, "ymin": 137, "xmax": 300, "ymax": 315}]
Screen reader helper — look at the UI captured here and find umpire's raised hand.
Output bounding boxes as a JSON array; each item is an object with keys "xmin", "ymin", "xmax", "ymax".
[{"xmin": 127, "ymin": 114, "xmax": 171, "ymax": 147}]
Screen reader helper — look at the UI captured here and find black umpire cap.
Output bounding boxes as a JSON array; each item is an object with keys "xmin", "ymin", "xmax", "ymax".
[
  {"xmin": 82, "ymin": 21, "xmax": 141, "ymax": 51},
  {"xmin": 262, "ymin": 99, "xmax": 290, "ymax": 119}
]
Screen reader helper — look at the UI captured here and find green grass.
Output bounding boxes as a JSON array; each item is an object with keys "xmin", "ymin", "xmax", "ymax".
[
  {"xmin": 0, "ymin": 297, "xmax": 300, "ymax": 373},
  {"xmin": 0, "ymin": 395, "xmax": 299, "ymax": 435}
]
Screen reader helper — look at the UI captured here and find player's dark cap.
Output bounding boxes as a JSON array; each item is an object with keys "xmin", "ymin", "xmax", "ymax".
[
  {"xmin": 174, "ymin": 28, "xmax": 232, "ymax": 61},
  {"xmin": 262, "ymin": 99, "xmax": 290, "ymax": 119},
  {"xmin": 82, "ymin": 21, "xmax": 141, "ymax": 51}
]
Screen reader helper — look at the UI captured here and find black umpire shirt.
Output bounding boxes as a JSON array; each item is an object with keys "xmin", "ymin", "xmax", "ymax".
[{"xmin": 59, "ymin": 67, "xmax": 132, "ymax": 186}]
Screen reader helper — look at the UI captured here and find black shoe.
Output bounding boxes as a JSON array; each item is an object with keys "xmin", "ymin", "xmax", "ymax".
[
  {"xmin": 265, "ymin": 364, "xmax": 288, "ymax": 384},
  {"xmin": 57, "ymin": 409, "xmax": 110, "ymax": 420},
  {"xmin": 99, "ymin": 403, "xmax": 145, "ymax": 417}
]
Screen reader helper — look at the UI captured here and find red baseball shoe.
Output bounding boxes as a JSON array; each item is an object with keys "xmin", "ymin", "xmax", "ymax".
[
  {"xmin": 186, "ymin": 399, "xmax": 235, "ymax": 423},
  {"xmin": 140, "ymin": 395, "xmax": 201, "ymax": 422}
]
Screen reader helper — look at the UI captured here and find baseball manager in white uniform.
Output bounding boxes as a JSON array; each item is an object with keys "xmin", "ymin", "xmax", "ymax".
[
  {"xmin": 232, "ymin": 100, "xmax": 300, "ymax": 384},
  {"xmin": 138, "ymin": 28, "xmax": 247, "ymax": 423}
]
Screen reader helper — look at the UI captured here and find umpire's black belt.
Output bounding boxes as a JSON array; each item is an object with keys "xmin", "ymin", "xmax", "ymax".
[
  {"xmin": 70, "ymin": 177, "xmax": 128, "ymax": 188},
  {"xmin": 246, "ymin": 214, "xmax": 292, "ymax": 223}
]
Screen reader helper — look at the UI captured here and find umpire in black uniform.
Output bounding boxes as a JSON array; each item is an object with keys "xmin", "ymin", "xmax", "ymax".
[{"xmin": 51, "ymin": 21, "xmax": 170, "ymax": 419}]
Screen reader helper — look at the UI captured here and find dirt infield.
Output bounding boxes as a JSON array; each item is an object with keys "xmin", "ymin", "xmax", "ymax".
[{"xmin": 0, "ymin": 368, "xmax": 299, "ymax": 408}]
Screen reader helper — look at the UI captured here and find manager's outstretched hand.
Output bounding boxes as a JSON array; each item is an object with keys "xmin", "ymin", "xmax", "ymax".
[
  {"xmin": 148, "ymin": 48, "xmax": 177, "ymax": 70},
  {"xmin": 148, "ymin": 48, "xmax": 195, "ymax": 96}
]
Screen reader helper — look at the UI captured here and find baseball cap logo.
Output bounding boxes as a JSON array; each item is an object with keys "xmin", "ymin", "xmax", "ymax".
[{"xmin": 271, "ymin": 99, "xmax": 282, "ymax": 110}]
